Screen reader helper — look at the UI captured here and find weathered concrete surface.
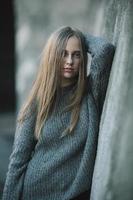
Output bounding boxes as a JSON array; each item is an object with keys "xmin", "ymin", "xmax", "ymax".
[{"xmin": 91, "ymin": 0, "xmax": 133, "ymax": 199}]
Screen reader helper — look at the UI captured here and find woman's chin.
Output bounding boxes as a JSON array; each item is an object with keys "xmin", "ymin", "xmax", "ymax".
[{"xmin": 63, "ymin": 72, "xmax": 75, "ymax": 78}]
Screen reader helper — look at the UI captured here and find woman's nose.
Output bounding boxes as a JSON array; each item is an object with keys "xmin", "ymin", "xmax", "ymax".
[{"xmin": 66, "ymin": 55, "xmax": 73, "ymax": 65}]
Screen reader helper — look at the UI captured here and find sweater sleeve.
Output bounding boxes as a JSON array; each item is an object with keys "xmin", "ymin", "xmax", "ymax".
[
  {"xmin": 85, "ymin": 34, "xmax": 115, "ymax": 116},
  {"xmin": 2, "ymin": 105, "xmax": 37, "ymax": 200}
]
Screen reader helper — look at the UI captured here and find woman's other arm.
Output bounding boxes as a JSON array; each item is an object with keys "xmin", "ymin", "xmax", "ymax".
[{"xmin": 2, "ymin": 104, "xmax": 37, "ymax": 200}]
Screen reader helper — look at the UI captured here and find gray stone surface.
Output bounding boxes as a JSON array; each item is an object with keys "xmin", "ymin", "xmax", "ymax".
[{"xmin": 91, "ymin": 0, "xmax": 133, "ymax": 199}]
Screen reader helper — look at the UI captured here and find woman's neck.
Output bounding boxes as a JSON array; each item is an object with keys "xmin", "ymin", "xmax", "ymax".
[{"xmin": 61, "ymin": 78, "xmax": 77, "ymax": 88}]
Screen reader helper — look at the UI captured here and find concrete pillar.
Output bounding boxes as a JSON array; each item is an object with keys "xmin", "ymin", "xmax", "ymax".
[{"xmin": 91, "ymin": 0, "xmax": 133, "ymax": 199}]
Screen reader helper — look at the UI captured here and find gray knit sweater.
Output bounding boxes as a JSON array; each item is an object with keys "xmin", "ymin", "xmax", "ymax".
[{"xmin": 2, "ymin": 34, "xmax": 115, "ymax": 200}]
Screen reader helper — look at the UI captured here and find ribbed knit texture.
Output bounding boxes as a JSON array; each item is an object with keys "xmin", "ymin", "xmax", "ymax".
[{"xmin": 2, "ymin": 34, "xmax": 115, "ymax": 200}]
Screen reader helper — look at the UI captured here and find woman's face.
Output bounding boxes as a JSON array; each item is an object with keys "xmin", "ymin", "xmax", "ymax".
[{"xmin": 61, "ymin": 36, "xmax": 81, "ymax": 87}]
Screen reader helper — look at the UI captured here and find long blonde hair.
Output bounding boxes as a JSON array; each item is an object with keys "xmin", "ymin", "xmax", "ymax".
[{"xmin": 18, "ymin": 26, "xmax": 88, "ymax": 139}]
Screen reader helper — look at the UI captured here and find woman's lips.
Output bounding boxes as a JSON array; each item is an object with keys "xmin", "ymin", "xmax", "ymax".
[{"xmin": 63, "ymin": 68, "xmax": 73, "ymax": 72}]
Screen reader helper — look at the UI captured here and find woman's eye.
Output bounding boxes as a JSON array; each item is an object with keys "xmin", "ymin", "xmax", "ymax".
[
  {"xmin": 74, "ymin": 53, "xmax": 81, "ymax": 58},
  {"xmin": 62, "ymin": 51, "xmax": 81, "ymax": 58},
  {"xmin": 62, "ymin": 51, "xmax": 68, "ymax": 57}
]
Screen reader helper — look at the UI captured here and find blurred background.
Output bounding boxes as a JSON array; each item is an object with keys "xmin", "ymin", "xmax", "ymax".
[{"xmin": 0, "ymin": 0, "xmax": 133, "ymax": 199}]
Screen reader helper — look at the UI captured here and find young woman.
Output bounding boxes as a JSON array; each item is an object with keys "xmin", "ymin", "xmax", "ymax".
[{"xmin": 2, "ymin": 26, "xmax": 115, "ymax": 200}]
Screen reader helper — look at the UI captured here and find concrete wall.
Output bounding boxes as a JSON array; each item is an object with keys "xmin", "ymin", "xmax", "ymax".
[{"xmin": 91, "ymin": 0, "xmax": 133, "ymax": 199}]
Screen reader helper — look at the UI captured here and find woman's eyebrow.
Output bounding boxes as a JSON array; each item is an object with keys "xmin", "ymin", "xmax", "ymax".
[{"xmin": 73, "ymin": 50, "xmax": 81, "ymax": 53}]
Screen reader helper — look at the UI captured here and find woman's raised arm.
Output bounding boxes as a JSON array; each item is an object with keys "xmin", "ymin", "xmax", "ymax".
[{"xmin": 85, "ymin": 34, "xmax": 115, "ymax": 116}]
